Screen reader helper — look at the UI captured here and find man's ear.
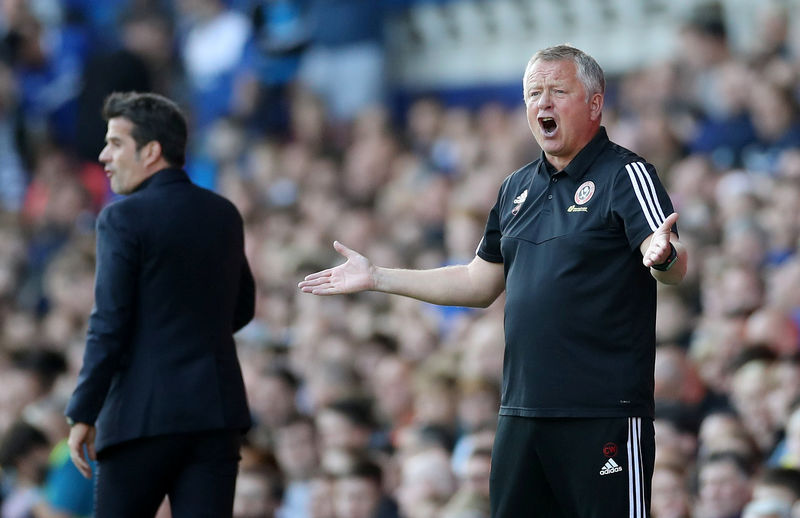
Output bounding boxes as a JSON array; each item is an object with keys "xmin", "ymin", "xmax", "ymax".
[
  {"xmin": 589, "ymin": 93, "xmax": 604, "ymax": 121},
  {"xmin": 142, "ymin": 140, "xmax": 163, "ymax": 167}
]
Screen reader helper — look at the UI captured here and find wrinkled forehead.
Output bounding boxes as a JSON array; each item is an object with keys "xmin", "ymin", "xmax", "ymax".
[{"xmin": 523, "ymin": 58, "xmax": 577, "ymax": 87}]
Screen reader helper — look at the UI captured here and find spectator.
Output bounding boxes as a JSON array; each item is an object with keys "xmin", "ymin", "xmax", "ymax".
[
  {"xmin": 308, "ymin": 470, "xmax": 335, "ymax": 518},
  {"xmin": 751, "ymin": 468, "xmax": 800, "ymax": 508},
  {"xmin": 651, "ymin": 460, "xmax": 692, "ymax": 518},
  {"xmin": 24, "ymin": 396, "xmax": 94, "ymax": 518},
  {"xmin": 0, "ymin": 421, "xmax": 51, "ymax": 518},
  {"xmin": 695, "ymin": 451, "xmax": 755, "ymax": 518},
  {"xmin": 371, "ymin": 355, "xmax": 415, "ymax": 444},
  {"xmin": 236, "ymin": 0, "xmax": 310, "ymax": 135},
  {"xmin": 742, "ymin": 80, "xmax": 800, "ymax": 175},
  {"xmin": 440, "ymin": 447, "xmax": 491, "ymax": 518},
  {"xmin": 248, "ymin": 363, "xmax": 301, "ymax": 432},
  {"xmin": 411, "ymin": 363, "xmax": 458, "ymax": 433},
  {"xmin": 298, "ymin": 0, "xmax": 384, "ymax": 122},
  {"xmin": 395, "ymin": 447, "xmax": 456, "ymax": 518},
  {"xmin": 177, "ymin": 0, "xmax": 251, "ymax": 129},
  {"xmin": 697, "ymin": 410, "xmax": 757, "ymax": 462},
  {"xmin": 315, "ymin": 398, "xmax": 380, "ymax": 467},
  {"xmin": 730, "ymin": 352, "xmax": 780, "ymax": 454},
  {"xmin": 73, "ymin": 9, "xmax": 155, "ymax": 165},
  {"xmin": 274, "ymin": 415, "xmax": 319, "ymax": 518},
  {"xmin": 332, "ymin": 456, "xmax": 399, "ymax": 518},
  {"xmin": 0, "ymin": 62, "xmax": 27, "ymax": 212},
  {"xmin": 234, "ymin": 464, "xmax": 285, "ymax": 518}
]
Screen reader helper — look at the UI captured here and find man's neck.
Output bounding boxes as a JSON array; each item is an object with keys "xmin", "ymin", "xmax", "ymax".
[
  {"xmin": 544, "ymin": 125, "xmax": 601, "ymax": 171},
  {"xmin": 145, "ymin": 158, "xmax": 172, "ymax": 176},
  {"xmin": 545, "ymin": 153, "xmax": 574, "ymax": 172}
]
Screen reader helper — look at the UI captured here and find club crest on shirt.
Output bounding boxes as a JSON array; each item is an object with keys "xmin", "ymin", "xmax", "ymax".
[
  {"xmin": 574, "ymin": 181, "xmax": 595, "ymax": 205},
  {"xmin": 511, "ymin": 189, "xmax": 528, "ymax": 216}
]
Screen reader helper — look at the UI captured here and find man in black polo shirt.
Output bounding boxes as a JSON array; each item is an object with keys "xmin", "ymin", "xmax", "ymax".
[{"xmin": 299, "ymin": 44, "xmax": 687, "ymax": 517}]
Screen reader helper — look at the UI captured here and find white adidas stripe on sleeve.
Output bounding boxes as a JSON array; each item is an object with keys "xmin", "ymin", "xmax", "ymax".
[
  {"xmin": 634, "ymin": 162, "xmax": 667, "ymax": 223},
  {"xmin": 625, "ymin": 162, "xmax": 666, "ymax": 233}
]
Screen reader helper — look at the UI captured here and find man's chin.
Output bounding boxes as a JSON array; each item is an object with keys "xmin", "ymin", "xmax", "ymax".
[
  {"xmin": 109, "ymin": 183, "xmax": 128, "ymax": 195},
  {"xmin": 533, "ymin": 133, "xmax": 560, "ymax": 149},
  {"xmin": 541, "ymin": 142, "xmax": 565, "ymax": 156}
]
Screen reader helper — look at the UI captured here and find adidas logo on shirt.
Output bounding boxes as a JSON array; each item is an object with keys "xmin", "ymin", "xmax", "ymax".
[{"xmin": 599, "ymin": 458, "xmax": 623, "ymax": 475}]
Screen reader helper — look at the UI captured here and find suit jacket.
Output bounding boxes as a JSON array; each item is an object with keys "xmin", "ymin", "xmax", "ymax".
[{"xmin": 66, "ymin": 168, "xmax": 255, "ymax": 453}]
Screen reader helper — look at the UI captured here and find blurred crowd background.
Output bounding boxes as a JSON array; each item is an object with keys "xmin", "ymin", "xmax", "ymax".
[{"xmin": 1, "ymin": 0, "xmax": 800, "ymax": 517}]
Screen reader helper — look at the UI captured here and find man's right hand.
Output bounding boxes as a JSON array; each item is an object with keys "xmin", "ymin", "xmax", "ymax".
[
  {"xmin": 298, "ymin": 241, "xmax": 375, "ymax": 295},
  {"xmin": 68, "ymin": 422, "xmax": 96, "ymax": 479}
]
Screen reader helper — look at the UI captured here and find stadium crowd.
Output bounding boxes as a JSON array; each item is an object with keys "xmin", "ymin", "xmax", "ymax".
[{"xmin": 1, "ymin": 0, "xmax": 800, "ymax": 517}]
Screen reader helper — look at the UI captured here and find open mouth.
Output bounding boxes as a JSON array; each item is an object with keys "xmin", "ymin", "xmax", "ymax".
[{"xmin": 539, "ymin": 117, "xmax": 557, "ymax": 137}]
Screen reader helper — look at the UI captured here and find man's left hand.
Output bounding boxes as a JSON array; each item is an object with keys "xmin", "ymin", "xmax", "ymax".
[
  {"xmin": 643, "ymin": 212, "xmax": 678, "ymax": 268},
  {"xmin": 68, "ymin": 422, "xmax": 96, "ymax": 479}
]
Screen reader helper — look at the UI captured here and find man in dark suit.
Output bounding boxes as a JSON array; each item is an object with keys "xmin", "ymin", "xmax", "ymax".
[{"xmin": 66, "ymin": 92, "xmax": 255, "ymax": 518}]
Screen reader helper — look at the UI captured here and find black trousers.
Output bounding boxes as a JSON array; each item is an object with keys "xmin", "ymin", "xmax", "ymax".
[
  {"xmin": 490, "ymin": 416, "xmax": 655, "ymax": 518},
  {"xmin": 94, "ymin": 429, "xmax": 242, "ymax": 518}
]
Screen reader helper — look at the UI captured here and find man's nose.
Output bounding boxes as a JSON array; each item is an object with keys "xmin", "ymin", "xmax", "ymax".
[
  {"xmin": 98, "ymin": 147, "xmax": 109, "ymax": 162},
  {"xmin": 537, "ymin": 90, "xmax": 551, "ymax": 109}
]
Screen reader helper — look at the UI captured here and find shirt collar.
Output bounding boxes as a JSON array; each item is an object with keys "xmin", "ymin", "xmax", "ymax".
[
  {"xmin": 539, "ymin": 126, "xmax": 609, "ymax": 180},
  {"xmin": 133, "ymin": 168, "xmax": 189, "ymax": 193}
]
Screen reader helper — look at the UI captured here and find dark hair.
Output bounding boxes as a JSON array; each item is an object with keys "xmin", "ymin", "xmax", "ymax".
[
  {"xmin": 11, "ymin": 348, "xmax": 67, "ymax": 392},
  {"xmin": 102, "ymin": 91, "xmax": 187, "ymax": 167},
  {"xmin": 415, "ymin": 423, "xmax": 456, "ymax": 453},
  {"xmin": 341, "ymin": 457, "xmax": 384, "ymax": 486},
  {"xmin": 324, "ymin": 398, "xmax": 377, "ymax": 429},
  {"xmin": 757, "ymin": 468, "xmax": 800, "ymax": 500},
  {"xmin": 684, "ymin": 3, "xmax": 727, "ymax": 40},
  {"xmin": 263, "ymin": 364, "xmax": 300, "ymax": 391},
  {"xmin": 240, "ymin": 463, "xmax": 286, "ymax": 503},
  {"xmin": 362, "ymin": 332, "xmax": 399, "ymax": 354},
  {"xmin": 0, "ymin": 421, "xmax": 49, "ymax": 468},
  {"xmin": 470, "ymin": 447, "xmax": 493, "ymax": 460},
  {"xmin": 701, "ymin": 450, "xmax": 754, "ymax": 478},
  {"xmin": 729, "ymin": 344, "xmax": 777, "ymax": 373}
]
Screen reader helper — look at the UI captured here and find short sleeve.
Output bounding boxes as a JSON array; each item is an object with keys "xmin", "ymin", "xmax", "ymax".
[
  {"xmin": 476, "ymin": 186, "xmax": 504, "ymax": 263},
  {"xmin": 612, "ymin": 161, "xmax": 677, "ymax": 251}
]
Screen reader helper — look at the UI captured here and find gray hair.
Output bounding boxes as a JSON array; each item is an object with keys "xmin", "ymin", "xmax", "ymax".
[{"xmin": 524, "ymin": 45, "xmax": 605, "ymax": 102}]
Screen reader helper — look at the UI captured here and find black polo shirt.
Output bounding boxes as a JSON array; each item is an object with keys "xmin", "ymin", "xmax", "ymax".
[{"xmin": 477, "ymin": 127, "xmax": 676, "ymax": 419}]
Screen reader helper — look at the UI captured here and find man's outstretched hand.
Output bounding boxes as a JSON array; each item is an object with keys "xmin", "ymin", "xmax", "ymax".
[
  {"xmin": 298, "ymin": 241, "xmax": 376, "ymax": 295},
  {"xmin": 643, "ymin": 212, "xmax": 679, "ymax": 268}
]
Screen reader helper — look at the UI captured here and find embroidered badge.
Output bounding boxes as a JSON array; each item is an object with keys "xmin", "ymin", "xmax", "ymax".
[
  {"xmin": 603, "ymin": 443, "xmax": 618, "ymax": 457},
  {"xmin": 574, "ymin": 181, "xmax": 595, "ymax": 205}
]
